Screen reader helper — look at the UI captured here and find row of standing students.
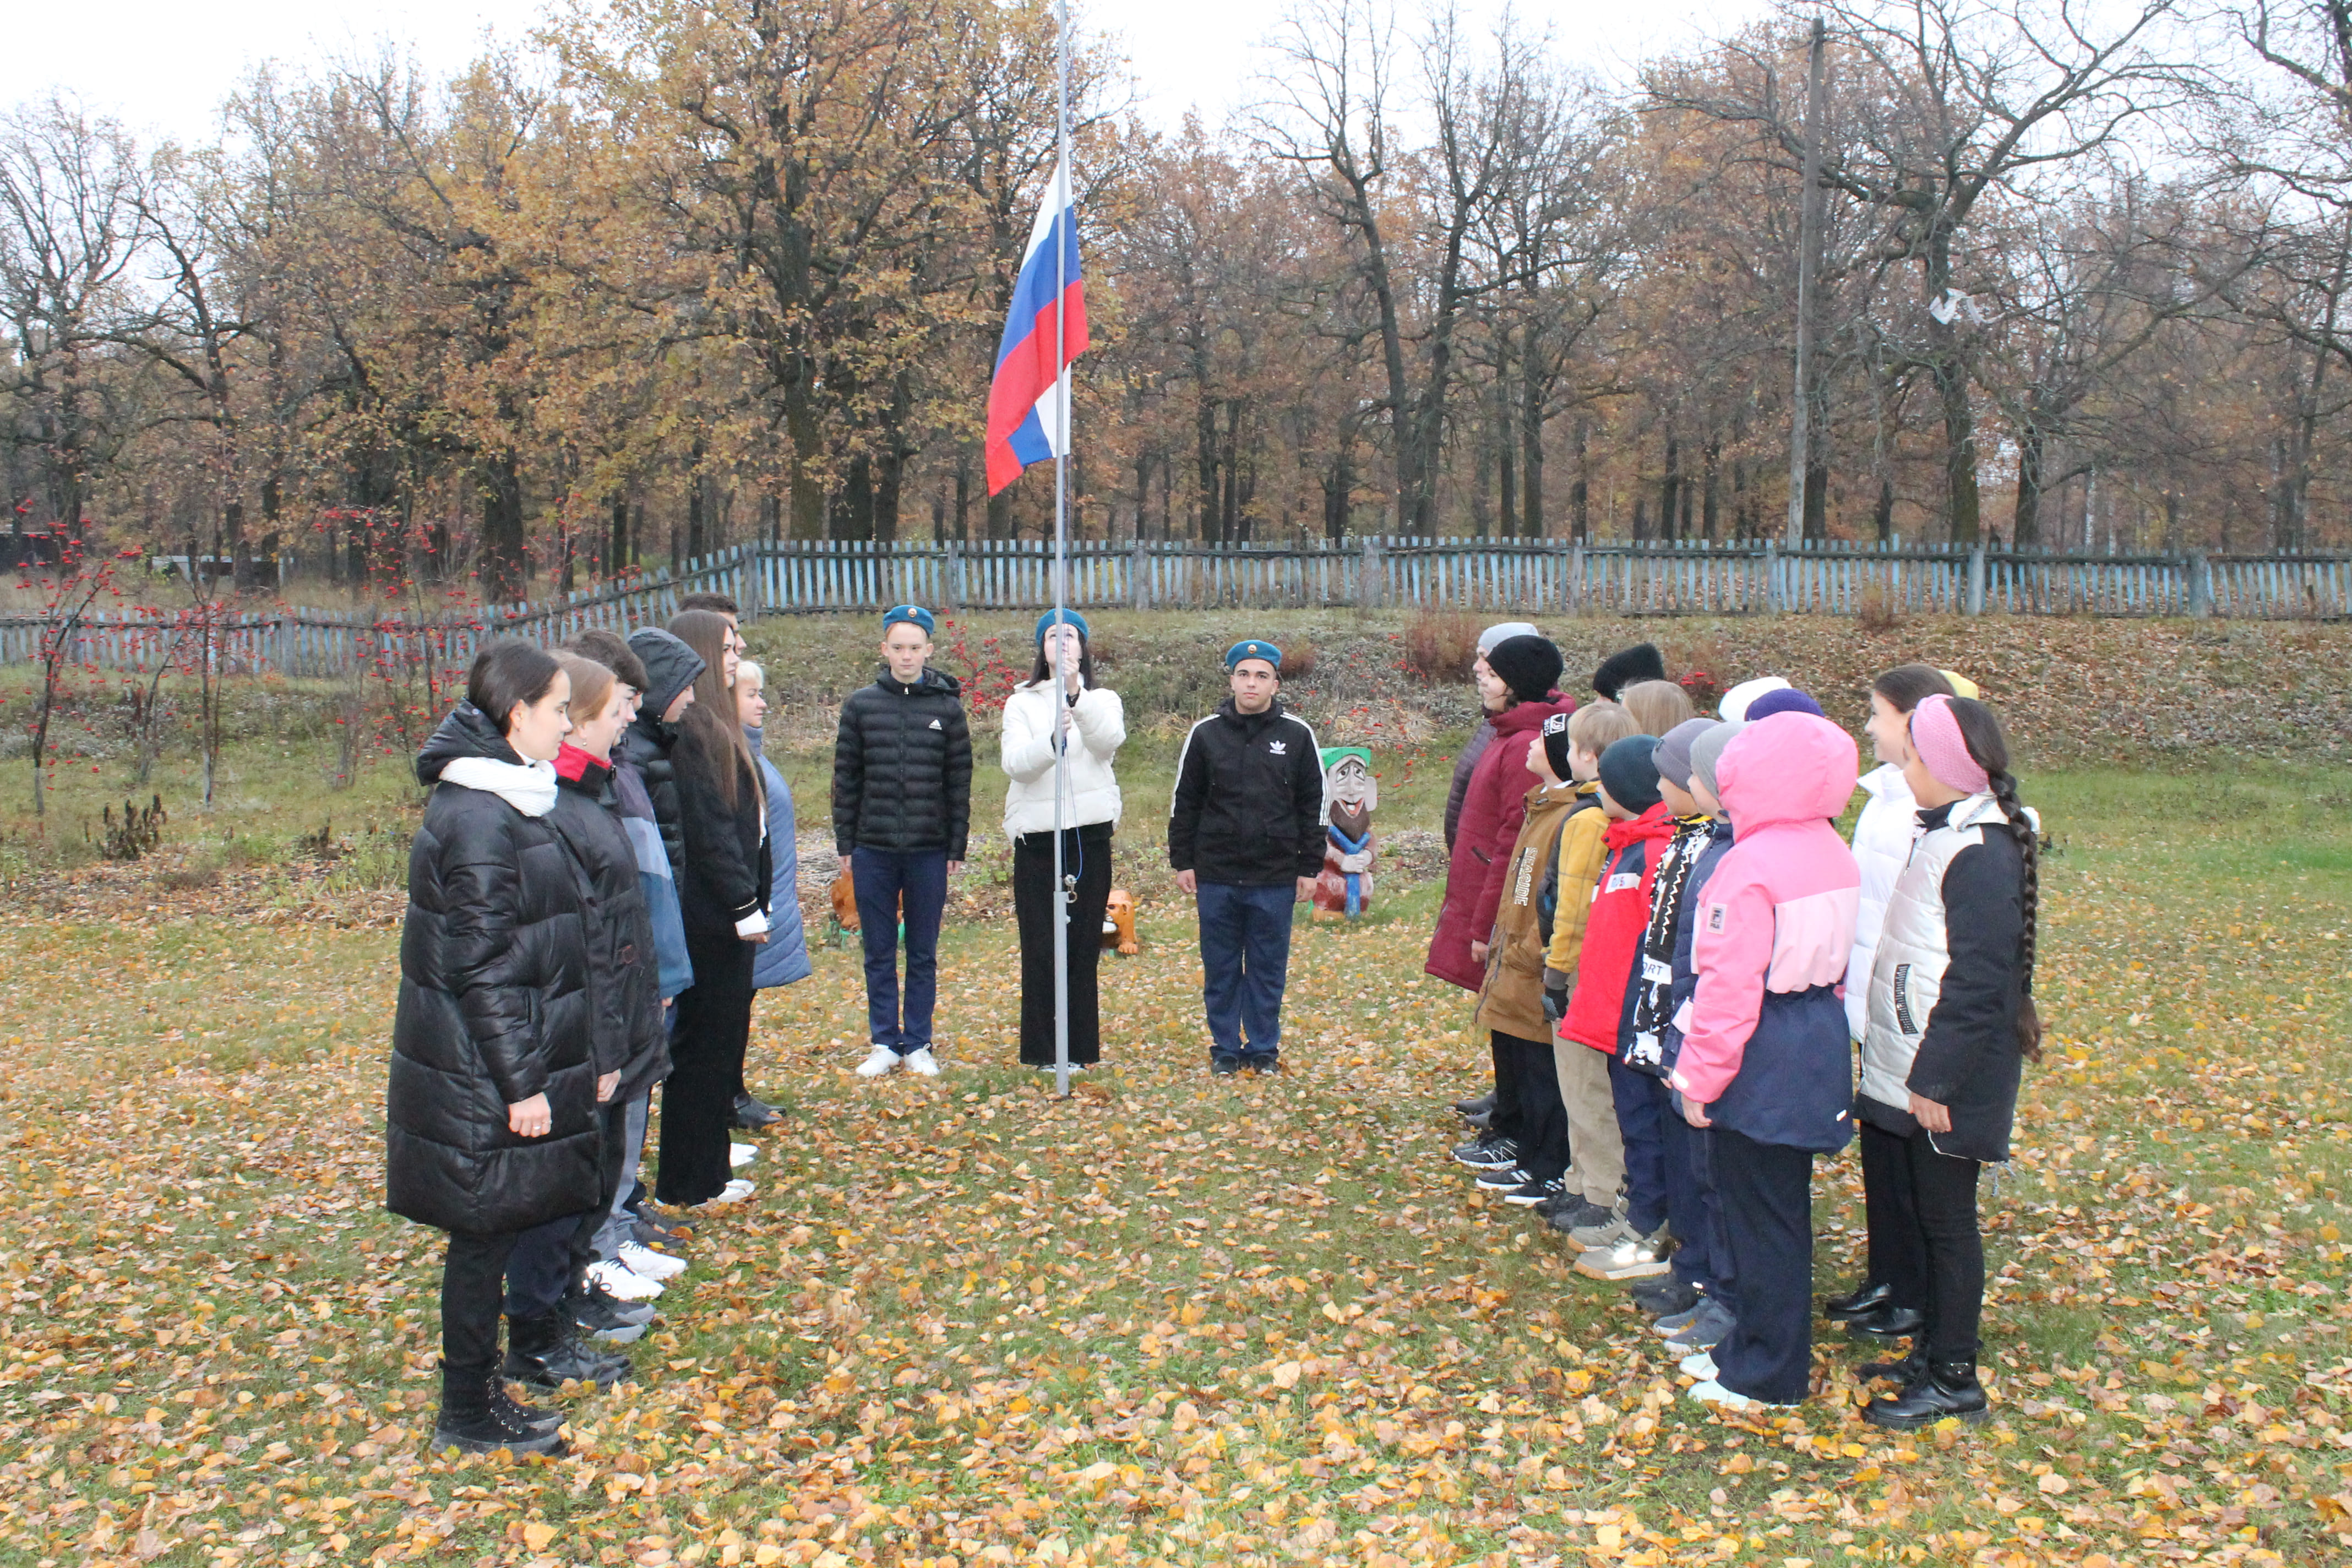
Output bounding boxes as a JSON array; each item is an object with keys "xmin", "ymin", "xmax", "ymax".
[
  {"xmin": 386, "ymin": 602, "xmax": 814, "ymax": 1456},
  {"xmin": 1433, "ymin": 633, "xmax": 2040, "ymax": 1423}
]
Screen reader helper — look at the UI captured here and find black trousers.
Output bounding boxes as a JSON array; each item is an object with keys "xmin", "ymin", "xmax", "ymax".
[
  {"xmin": 1711, "ymin": 1128, "xmax": 1817, "ymax": 1406},
  {"xmin": 1488, "ymin": 1031, "xmax": 1525, "ymax": 1140},
  {"xmin": 1858, "ymin": 1120, "xmax": 1924, "ymax": 1306},
  {"xmin": 1014, "ymin": 824, "xmax": 1114, "ymax": 1064},
  {"xmin": 442, "ymin": 1229, "xmax": 520, "ymax": 1375},
  {"xmin": 1879, "ymin": 1128, "xmax": 1986, "ymax": 1361},
  {"xmin": 1492, "ymin": 1031, "xmax": 1569, "ymax": 1180},
  {"xmin": 658, "ymin": 935, "xmax": 754, "ymax": 1207},
  {"xmin": 504, "ymin": 1100, "xmax": 630, "ymax": 1318}
]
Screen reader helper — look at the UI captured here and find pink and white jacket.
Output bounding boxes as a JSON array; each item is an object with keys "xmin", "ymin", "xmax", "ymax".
[{"xmin": 1669, "ymin": 712, "xmax": 1861, "ymax": 1151}]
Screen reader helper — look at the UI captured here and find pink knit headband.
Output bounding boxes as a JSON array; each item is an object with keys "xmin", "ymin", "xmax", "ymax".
[{"xmin": 1910, "ymin": 694, "xmax": 1990, "ymax": 796}]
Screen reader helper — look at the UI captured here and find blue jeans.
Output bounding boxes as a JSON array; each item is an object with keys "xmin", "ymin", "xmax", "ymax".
[
  {"xmin": 1662, "ymin": 1107, "xmax": 1725, "ymax": 1300},
  {"xmin": 853, "ymin": 847, "xmax": 949, "ymax": 1053},
  {"xmin": 591, "ymin": 1089, "xmax": 651, "ymax": 1262},
  {"xmin": 1196, "ymin": 881, "xmax": 1296, "ymax": 1063},
  {"xmin": 1610, "ymin": 1053, "xmax": 1674, "ymax": 1237}
]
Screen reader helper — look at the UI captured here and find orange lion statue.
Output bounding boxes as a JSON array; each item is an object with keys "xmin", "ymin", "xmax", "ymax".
[{"xmin": 1102, "ymin": 888, "xmax": 1141, "ymax": 955}]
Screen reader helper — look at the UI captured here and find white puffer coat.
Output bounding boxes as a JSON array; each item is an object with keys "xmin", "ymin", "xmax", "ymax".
[
  {"xmin": 1001, "ymin": 681, "xmax": 1126, "ymax": 839},
  {"xmin": 1845, "ymin": 763, "xmax": 1918, "ymax": 1042},
  {"xmin": 1861, "ymin": 790, "xmax": 2034, "ymax": 1162}
]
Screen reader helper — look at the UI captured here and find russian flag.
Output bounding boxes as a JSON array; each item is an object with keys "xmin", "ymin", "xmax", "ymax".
[{"xmin": 986, "ymin": 160, "xmax": 1088, "ymax": 497}]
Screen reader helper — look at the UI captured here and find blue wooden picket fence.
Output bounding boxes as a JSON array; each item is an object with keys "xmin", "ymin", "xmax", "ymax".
[{"xmin": 3, "ymin": 537, "xmax": 2344, "ymax": 676}]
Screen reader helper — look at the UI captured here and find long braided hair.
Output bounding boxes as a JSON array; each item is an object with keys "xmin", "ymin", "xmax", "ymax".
[{"xmin": 1947, "ymin": 697, "xmax": 2041, "ymax": 1061}]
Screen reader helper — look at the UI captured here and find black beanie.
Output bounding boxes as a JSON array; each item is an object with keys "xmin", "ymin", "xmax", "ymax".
[
  {"xmin": 1486, "ymin": 635, "xmax": 1563, "ymax": 706},
  {"xmin": 1593, "ymin": 642, "xmax": 1667, "ymax": 701},
  {"xmin": 1540, "ymin": 710, "xmax": 1574, "ymax": 781},
  {"xmin": 1598, "ymin": 733, "xmax": 1664, "ymax": 815}
]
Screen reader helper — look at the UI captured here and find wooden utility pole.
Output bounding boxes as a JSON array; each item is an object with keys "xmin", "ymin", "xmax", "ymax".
[{"xmin": 1785, "ymin": 17, "xmax": 1827, "ymax": 546}]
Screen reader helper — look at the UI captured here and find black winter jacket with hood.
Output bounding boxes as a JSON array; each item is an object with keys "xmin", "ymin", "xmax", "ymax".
[
  {"xmin": 1167, "ymin": 698, "xmax": 1327, "ymax": 886},
  {"xmin": 617, "ymin": 628, "xmax": 707, "ymax": 876},
  {"xmin": 833, "ymin": 666, "xmax": 973, "ymax": 860},
  {"xmin": 547, "ymin": 747, "xmax": 668, "ymax": 1099},
  {"xmin": 386, "ymin": 705, "xmax": 601, "ymax": 1237}
]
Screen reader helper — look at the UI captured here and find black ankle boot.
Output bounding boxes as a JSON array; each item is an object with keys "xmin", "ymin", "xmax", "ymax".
[
  {"xmin": 502, "ymin": 1310, "xmax": 632, "ymax": 1392},
  {"xmin": 1823, "ymin": 1280, "xmax": 1892, "ymax": 1320},
  {"xmin": 1864, "ymin": 1358, "xmax": 1990, "ymax": 1428},
  {"xmin": 488, "ymin": 1375, "xmax": 564, "ymax": 1436},
  {"xmin": 433, "ymin": 1359, "xmax": 565, "ymax": 1456},
  {"xmin": 1844, "ymin": 1302, "xmax": 1927, "ymax": 1342},
  {"xmin": 1855, "ymin": 1343, "xmax": 1925, "ymax": 1383}
]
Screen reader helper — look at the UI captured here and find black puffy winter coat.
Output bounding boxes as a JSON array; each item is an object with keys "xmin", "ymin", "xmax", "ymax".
[
  {"xmin": 547, "ymin": 748, "xmax": 667, "ymax": 1097},
  {"xmin": 385, "ymin": 706, "xmax": 602, "ymax": 1237},
  {"xmin": 832, "ymin": 667, "xmax": 973, "ymax": 860},
  {"xmin": 618, "ymin": 629, "xmax": 707, "ymax": 876}
]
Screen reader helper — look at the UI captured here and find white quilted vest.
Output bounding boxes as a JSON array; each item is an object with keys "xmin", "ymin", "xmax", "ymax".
[{"xmin": 1859, "ymin": 791, "xmax": 2009, "ymax": 1111}]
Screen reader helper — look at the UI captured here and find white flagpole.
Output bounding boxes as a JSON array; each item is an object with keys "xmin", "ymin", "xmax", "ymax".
[{"xmin": 1050, "ymin": 0, "xmax": 1074, "ymax": 1100}]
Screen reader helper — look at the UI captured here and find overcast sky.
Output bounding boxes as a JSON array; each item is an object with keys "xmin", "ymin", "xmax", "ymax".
[{"xmin": 13, "ymin": 0, "xmax": 1772, "ymax": 148}]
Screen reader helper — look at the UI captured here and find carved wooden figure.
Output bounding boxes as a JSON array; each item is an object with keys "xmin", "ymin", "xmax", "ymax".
[{"xmin": 1311, "ymin": 748, "xmax": 1378, "ymax": 917}]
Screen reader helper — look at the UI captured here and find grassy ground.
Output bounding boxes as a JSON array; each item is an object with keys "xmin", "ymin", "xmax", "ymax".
[{"xmin": 2, "ymin": 678, "xmax": 2350, "ymax": 1566}]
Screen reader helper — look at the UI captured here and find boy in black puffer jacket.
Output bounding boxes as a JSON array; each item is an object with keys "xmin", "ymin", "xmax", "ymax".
[{"xmin": 834, "ymin": 605, "xmax": 972, "ymax": 1077}]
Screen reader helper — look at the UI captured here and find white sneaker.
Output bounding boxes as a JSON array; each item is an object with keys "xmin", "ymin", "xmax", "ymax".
[
  {"xmin": 617, "ymin": 1240, "xmax": 686, "ymax": 1281},
  {"xmin": 587, "ymin": 1257, "xmax": 662, "ymax": 1302},
  {"xmin": 1687, "ymin": 1379, "xmax": 1791, "ymax": 1412},
  {"xmin": 1680, "ymin": 1349, "xmax": 1717, "ymax": 1381},
  {"xmin": 856, "ymin": 1045, "xmax": 900, "ymax": 1077},
  {"xmin": 903, "ymin": 1047, "xmax": 941, "ymax": 1077},
  {"xmin": 708, "ymin": 1178, "xmax": 755, "ymax": 1205},
  {"xmin": 730, "ymin": 1142, "xmax": 757, "ymax": 1168}
]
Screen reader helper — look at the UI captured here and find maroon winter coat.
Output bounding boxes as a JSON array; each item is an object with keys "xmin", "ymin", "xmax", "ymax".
[{"xmin": 1424, "ymin": 692, "xmax": 1577, "ymax": 990}]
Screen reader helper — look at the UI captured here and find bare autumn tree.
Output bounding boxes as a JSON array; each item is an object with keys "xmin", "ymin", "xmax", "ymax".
[
  {"xmin": 1652, "ymin": 0, "xmax": 2203, "ymax": 542},
  {"xmin": 1467, "ymin": 68, "xmax": 1624, "ymax": 538},
  {"xmin": 1254, "ymin": 0, "xmax": 1533, "ymax": 534},
  {"xmin": 0, "ymin": 98, "xmax": 146, "ymax": 548},
  {"xmin": 1974, "ymin": 177, "xmax": 2244, "ymax": 545}
]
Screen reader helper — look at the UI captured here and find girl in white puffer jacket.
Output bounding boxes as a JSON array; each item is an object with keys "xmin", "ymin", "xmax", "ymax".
[
  {"xmin": 1826, "ymin": 666, "xmax": 1974, "ymax": 1343},
  {"xmin": 1856, "ymin": 694, "xmax": 2040, "ymax": 1431},
  {"xmin": 1001, "ymin": 612, "xmax": 1126, "ymax": 1068}
]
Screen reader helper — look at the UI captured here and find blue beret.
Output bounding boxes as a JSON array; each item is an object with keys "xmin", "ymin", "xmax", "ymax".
[
  {"xmin": 1225, "ymin": 639, "xmax": 1282, "ymax": 671},
  {"xmin": 882, "ymin": 605, "xmax": 935, "ymax": 635},
  {"xmin": 1035, "ymin": 608, "xmax": 1090, "ymax": 646}
]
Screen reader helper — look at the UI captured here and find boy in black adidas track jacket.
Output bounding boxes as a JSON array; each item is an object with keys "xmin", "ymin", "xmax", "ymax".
[{"xmin": 1167, "ymin": 640, "xmax": 1327, "ymax": 1072}]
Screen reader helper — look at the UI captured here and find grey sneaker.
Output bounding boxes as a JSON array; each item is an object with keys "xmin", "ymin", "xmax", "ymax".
[
  {"xmin": 1575, "ymin": 1227, "xmax": 1674, "ymax": 1281},
  {"xmin": 1544, "ymin": 1197, "xmax": 1612, "ymax": 1237},
  {"xmin": 1569, "ymin": 1199, "xmax": 1635, "ymax": 1251},
  {"xmin": 1653, "ymin": 1304, "xmax": 1705, "ymax": 1339},
  {"xmin": 1665, "ymin": 1295, "xmax": 1737, "ymax": 1351}
]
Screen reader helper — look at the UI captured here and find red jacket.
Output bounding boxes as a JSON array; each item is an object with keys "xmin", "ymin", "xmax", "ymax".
[
  {"xmin": 1424, "ymin": 693, "xmax": 1576, "ymax": 990},
  {"xmin": 1559, "ymin": 802, "xmax": 1677, "ymax": 1054}
]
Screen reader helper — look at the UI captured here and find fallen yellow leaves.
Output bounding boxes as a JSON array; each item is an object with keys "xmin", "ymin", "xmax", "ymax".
[{"xmin": 0, "ymin": 746, "xmax": 2348, "ymax": 1568}]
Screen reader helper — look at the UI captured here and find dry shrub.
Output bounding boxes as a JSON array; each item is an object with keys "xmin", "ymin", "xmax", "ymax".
[
  {"xmin": 1401, "ymin": 612, "xmax": 1482, "ymax": 684},
  {"xmin": 1664, "ymin": 633, "xmax": 1732, "ymax": 712},
  {"xmin": 1280, "ymin": 642, "xmax": 1319, "ymax": 679},
  {"xmin": 1857, "ymin": 580, "xmax": 1904, "ymax": 636}
]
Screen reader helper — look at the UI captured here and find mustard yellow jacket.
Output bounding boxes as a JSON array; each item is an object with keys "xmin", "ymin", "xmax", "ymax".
[{"xmin": 1542, "ymin": 782, "xmax": 1611, "ymax": 980}]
